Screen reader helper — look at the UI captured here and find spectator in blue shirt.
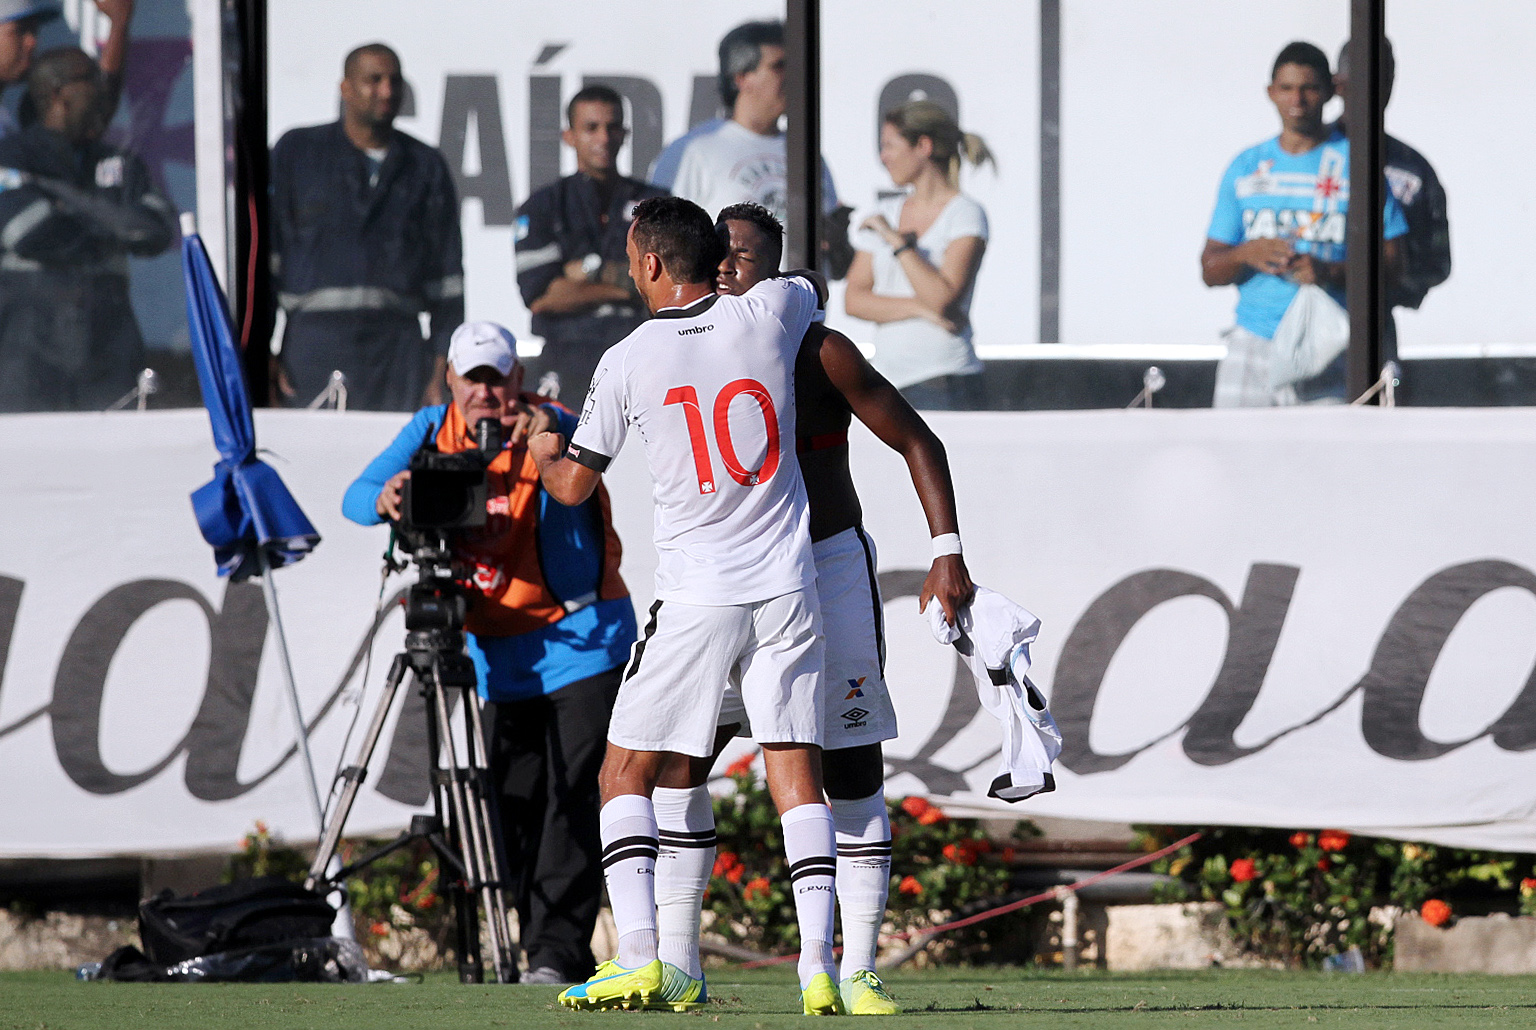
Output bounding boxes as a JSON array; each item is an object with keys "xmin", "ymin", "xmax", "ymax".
[{"xmin": 1202, "ymin": 41, "xmax": 1407, "ymax": 405}]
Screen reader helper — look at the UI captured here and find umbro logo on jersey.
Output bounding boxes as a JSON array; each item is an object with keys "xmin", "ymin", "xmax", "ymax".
[
  {"xmin": 845, "ymin": 677, "xmax": 866, "ymax": 699},
  {"xmin": 678, "ymin": 324, "xmax": 714, "ymax": 336},
  {"xmin": 842, "ymin": 707, "xmax": 869, "ymax": 723}
]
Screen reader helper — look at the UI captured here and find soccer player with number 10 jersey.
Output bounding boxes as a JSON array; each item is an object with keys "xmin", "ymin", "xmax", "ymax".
[{"xmin": 529, "ymin": 196, "xmax": 844, "ymax": 1014}]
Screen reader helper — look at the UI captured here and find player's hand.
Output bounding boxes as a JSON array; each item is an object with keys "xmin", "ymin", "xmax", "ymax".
[
  {"xmin": 528, "ymin": 430, "xmax": 567, "ymax": 471},
  {"xmin": 502, "ymin": 399, "xmax": 555, "ymax": 447},
  {"xmin": 1241, "ymin": 238, "xmax": 1293, "ymax": 276},
  {"xmin": 376, "ymin": 470, "xmax": 409, "ymax": 521},
  {"xmin": 919, "ymin": 554, "xmax": 976, "ymax": 627},
  {"xmin": 1287, "ymin": 254, "xmax": 1320, "ymax": 285}
]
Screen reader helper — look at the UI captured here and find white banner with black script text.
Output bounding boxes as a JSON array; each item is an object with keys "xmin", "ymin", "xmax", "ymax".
[{"xmin": 2, "ymin": 408, "xmax": 1536, "ymax": 856}]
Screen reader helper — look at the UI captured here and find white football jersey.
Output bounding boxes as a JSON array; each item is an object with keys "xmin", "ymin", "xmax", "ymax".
[{"xmin": 570, "ymin": 276, "xmax": 820, "ymax": 606}]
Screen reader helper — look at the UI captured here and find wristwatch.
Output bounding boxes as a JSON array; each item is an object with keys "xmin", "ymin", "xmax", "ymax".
[{"xmin": 892, "ymin": 232, "xmax": 918, "ymax": 257}]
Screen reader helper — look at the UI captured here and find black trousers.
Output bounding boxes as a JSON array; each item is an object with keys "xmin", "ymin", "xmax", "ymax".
[
  {"xmin": 487, "ymin": 666, "xmax": 620, "ymax": 980},
  {"xmin": 281, "ymin": 310, "xmax": 429, "ymax": 412}
]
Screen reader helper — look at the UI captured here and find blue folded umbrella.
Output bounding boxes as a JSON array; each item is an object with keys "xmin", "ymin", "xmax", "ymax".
[{"xmin": 182, "ymin": 219, "xmax": 319, "ymax": 580}]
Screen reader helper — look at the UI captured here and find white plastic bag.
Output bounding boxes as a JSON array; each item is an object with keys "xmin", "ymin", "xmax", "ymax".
[{"xmin": 1269, "ymin": 283, "xmax": 1349, "ymax": 392}]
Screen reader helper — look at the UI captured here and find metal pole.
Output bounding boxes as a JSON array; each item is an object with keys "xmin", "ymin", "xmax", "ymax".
[
  {"xmin": 1039, "ymin": 0, "xmax": 1061, "ymax": 343},
  {"xmin": 1345, "ymin": 0, "xmax": 1386, "ymax": 400},
  {"xmin": 784, "ymin": 0, "xmax": 821, "ymax": 270},
  {"xmin": 233, "ymin": 0, "xmax": 273, "ymax": 406},
  {"xmin": 255, "ymin": 548, "xmax": 326, "ymax": 836}
]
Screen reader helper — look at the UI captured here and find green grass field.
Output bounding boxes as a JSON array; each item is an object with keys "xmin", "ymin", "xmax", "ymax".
[{"xmin": 8, "ymin": 967, "xmax": 1536, "ymax": 1030}]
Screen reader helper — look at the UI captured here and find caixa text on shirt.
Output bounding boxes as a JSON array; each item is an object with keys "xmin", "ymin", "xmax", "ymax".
[{"xmin": 3, "ymin": 557, "xmax": 1532, "ymax": 803}]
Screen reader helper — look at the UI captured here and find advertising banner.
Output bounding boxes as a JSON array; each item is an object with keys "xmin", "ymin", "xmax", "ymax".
[{"xmin": 3, "ymin": 408, "xmax": 1536, "ymax": 855}]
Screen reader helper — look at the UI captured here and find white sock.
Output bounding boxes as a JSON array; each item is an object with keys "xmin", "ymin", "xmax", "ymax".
[
  {"xmin": 781, "ymin": 802, "xmax": 837, "ymax": 988},
  {"xmin": 830, "ymin": 791, "xmax": 892, "ymax": 980},
  {"xmin": 600, "ymin": 794, "xmax": 659, "ymax": 968},
  {"xmin": 652, "ymin": 784, "xmax": 715, "ymax": 979}
]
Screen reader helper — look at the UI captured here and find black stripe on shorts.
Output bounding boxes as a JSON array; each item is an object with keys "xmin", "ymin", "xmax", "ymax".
[
  {"xmin": 852, "ymin": 526, "xmax": 886, "ymax": 674},
  {"xmin": 623, "ymin": 600, "xmax": 664, "ymax": 682}
]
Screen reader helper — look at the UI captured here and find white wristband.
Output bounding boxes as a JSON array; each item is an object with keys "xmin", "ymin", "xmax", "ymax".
[{"xmin": 931, "ymin": 533, "xmax": 963, "ymax": 560}]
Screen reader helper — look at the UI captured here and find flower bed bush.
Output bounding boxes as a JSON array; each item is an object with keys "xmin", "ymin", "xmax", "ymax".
[
  {"xmin": 1139, "ymin": 824, "xmax": 1536, "ymax": 968},
  {"xmin": 707, "ymin": 751, "xmax": 1038, "ymax": 962}
]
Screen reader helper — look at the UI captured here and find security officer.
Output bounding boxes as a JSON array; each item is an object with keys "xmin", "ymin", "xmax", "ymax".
[
  {"xmin": 270, "ymin": 42, "xmax": 463, "ymax": 411},
  {"xmin": 0, "ymin": 46, "xmax": 175, "ymax": 412},
  {"xmin": 514, "ymin": 84, "xmax": 664, "ymax": 403}
]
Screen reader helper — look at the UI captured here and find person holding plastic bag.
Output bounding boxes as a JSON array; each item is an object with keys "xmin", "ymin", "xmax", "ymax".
[{"xmin": 1201, "ymin": 41, "xmax": 1406, "ymax": 406}]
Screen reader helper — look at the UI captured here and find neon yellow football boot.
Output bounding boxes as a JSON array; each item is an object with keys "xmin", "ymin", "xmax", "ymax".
[
  {"xmin": 643, "ymin": 961, "xmax": 708, "ymax": 1011},
  {"xmin": 839, "ymin": 969, "xmax": 900, "ymax": 1015},
  {"xmin": 556, "ymin": 958, "xmax": 663, "ymax": 1010},
  {"xmin": 801, "ymin": 971, "xmax": 847, "ymax": 1015}
]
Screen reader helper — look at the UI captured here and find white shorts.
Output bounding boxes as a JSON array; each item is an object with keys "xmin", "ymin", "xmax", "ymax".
[
  {"xmin": 607, "ymin": 588, "xmax": 825, "ymax": 757},
  {"xmin": 720, "ymin": 527, "xmax": 898, "ymax": 750}
]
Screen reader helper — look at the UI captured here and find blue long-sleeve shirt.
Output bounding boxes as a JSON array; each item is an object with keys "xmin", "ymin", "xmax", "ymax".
[{"xmin": 343, "ymin": 404, "xmax": 637, "ymax": 701}]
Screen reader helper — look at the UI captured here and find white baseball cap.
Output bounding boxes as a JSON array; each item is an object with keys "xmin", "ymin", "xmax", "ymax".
[{"xmin": 448, "ymin": 321, "xmax": 518, "ymax": 376}]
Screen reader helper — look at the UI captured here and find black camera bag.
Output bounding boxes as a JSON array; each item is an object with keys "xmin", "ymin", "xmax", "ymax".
[{"xmin": 138, "ymin": 876, "xmax": 337, "ymax": 965}]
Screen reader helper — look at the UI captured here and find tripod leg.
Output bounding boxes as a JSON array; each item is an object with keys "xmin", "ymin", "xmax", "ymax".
[
  {"xmin": 423, "ymin": 678, "xmax": 483, "ymax": 983},
  {"xmin": 306, "ymin": 652, "xmax": 412, "ymax": 890},
  {"xmin": 462, "ymin": 689, "xmax": 518, "ymax": 982},
  {"xmin": 430, "ymin": 677, "xmax": 504, "ymax": 983}
]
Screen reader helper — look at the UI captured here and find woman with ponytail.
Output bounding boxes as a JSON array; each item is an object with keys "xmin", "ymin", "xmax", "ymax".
[{"xmin": 845, "ymin": 100, "xmax": 994, "ymax": 408}]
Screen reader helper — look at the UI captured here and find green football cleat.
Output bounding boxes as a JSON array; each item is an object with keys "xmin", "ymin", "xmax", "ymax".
[
  {"xmin": 644, "ymin": 961, "xmax": 709, "ymax": 1011},
  {"xmin": 839, "ymin": 970, "xmax": 900, "ymax": 1015},
  {"xmin": 556, "ymin": 958, "xmax": 663, "ymax": 1011},
  {"xmin": 801, "ymin": 971, "xmax": 847, "ymax": 1015}
]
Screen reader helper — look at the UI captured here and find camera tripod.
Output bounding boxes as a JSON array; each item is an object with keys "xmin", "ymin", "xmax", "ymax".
[{"xmin": 305, "ymin": 535, "xmax": 516, "ymax": 984}]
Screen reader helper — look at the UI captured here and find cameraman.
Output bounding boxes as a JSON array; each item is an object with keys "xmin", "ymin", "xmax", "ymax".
[{"xmin": 342, "ymin": 321, "xmax": 637, "ymax": 985}]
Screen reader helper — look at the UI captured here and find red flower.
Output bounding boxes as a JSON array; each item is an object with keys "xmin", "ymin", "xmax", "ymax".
[
  {"xmin": 712, "ymin": 852, "xmax": 741, "ymax": 878},
  {"xmin": 726, "ymin": 864, "xmax": 744, "ymax": 884},
  {"xmin": 369, "ymin": 921, "xmax": 391, "ymax": 937},
  {"xmin": 725, "ymin": 751, "xmax": 758, "ymax": 779},
  {"xmin": 1000, "ymin": 846, "xmax": 1017, "ymax": 863},
  {"xmin": 1230, "ymin": 858, "xmax": 1257, "ymax": 883},
  {"xmin": 900, "ymin": 796, "xmax": 931, "ymax": 818},
  {"xmin": 743, "ymin": 877, "xmax": 770, "ymax": 901},
  {"xmin": 942, "ymin": 842, "xmax": 978, "ymax": 867},
  {"xmin": 898, "ymin": 876, "xmax": 923, "ymax": 896},
  {"xmin": 1317, "ymin": 830, "xmax": 1350, "ymax": 852},
  {"xmin": 1317, "ymin": 859, "xmax": 1330, "ymax": 871},
  {"xmin": 1421, "ymin": 899, "xmax": 1452, "ymax": 927},
  {"xmin": 1521, "ymin": 878, "xmax": 1536, "ymax": 895},
  {"xmin": 1289, "ymin": 832, "xmax": 1312, "ymax": 849},
  {"xmin": 918, "ymin": 808, "xmax": 947, "ymax": 826}
]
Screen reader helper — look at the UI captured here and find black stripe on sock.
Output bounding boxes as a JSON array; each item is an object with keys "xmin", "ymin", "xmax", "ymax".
[
  {"xmin": 601, "ymin": 847, "xmax": 659, "ymax": 870},
  {"xmin": 658, "ymin": 834, "xmax": 718, "ymax": 850},
  {"xmin": 789, "ymin": 857, "xmax": 837, "ymax": 881},
  {"xmin": 602, "ymin": 834, "xmax": 659, "ymax": 859},
  {"xmin": 836, "ymin": 842, "xmax": 893, "ymax": 856},
  {"xmin": 790, "ymin": 864, "xmax": 838, "ymax": 883},
  {"xmin": 657, "ymin": 828, "xmax": 717, "ymax": 841}
]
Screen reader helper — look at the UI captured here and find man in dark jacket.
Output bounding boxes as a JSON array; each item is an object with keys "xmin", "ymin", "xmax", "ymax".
[
  {"xmin": 0, "ymin": 46, "xmax": 174, "ymax": 412},
  {"xmin": 1334, "ymin": 39, "xmax": 1451, "ymax": 358},
  {"xmin": 270, "ymin": 42, "xmax": 462, "ymax": 411},
  {"xmin": 514, "ymin": 84, "xmax": 664, "ymax": 403}
]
